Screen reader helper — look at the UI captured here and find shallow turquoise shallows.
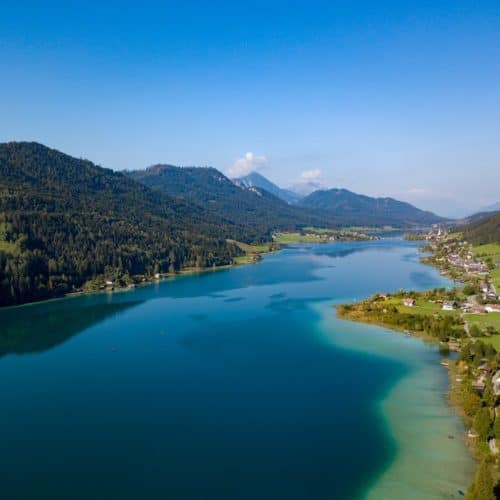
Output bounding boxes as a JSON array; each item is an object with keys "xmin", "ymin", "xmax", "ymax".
[{"xmin": 0, "ymin": 239, "xmax": 473, "ymax": 499}]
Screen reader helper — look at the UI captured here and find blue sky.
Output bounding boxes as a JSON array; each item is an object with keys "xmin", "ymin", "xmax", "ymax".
[{"xmin": 1, "ymin": 1, "xmax": 499, "ymax": 216}]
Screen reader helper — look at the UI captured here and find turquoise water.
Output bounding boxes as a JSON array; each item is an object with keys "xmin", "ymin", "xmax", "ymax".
[{"xmin": 0, "ymin": 239, "xmax": 473, "ymax": 498}]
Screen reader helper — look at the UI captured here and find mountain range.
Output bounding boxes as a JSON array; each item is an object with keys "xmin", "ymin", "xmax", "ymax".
[
  {"xmin": 0, "ymin": 141, "xmax": 448, "ymax": 307},
  {"xmin": 297, "ymin": 188, "xmax": 446, "ymax": 227},
  {"xmin": 233, "ymin": 173, "xmax": 445, "ymax": 227},
  {"xmin": 128, "ymin": 165, "xmax": 333, "ymax": 239},
  {"xmin": 130, "ymin": 165, "xmax": 446, "ymax": 230}
]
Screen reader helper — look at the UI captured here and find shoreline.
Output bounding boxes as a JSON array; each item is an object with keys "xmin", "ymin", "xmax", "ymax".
[
  {"xmin": 0, "ymin": 243, "xmax": 281, "ymax": 311},
  {"xmin": 0, "ymin": 235, "xmax": 477, "ymax": 496},
  {"xmin": 335, "ymin": 298, "xmax": 478, "ymax": 490},
  {"xmin": 319, "ymin": 302, "xmax": 473, "ymax": 499},
  {"xmin": 0, "ymin": 263, "xmax": 241, "ymax": 311},
  {"xmin": 334, "ymin": 235, "xmax": 500, "ymax": 497},
  {"xmin": 335, "ymin": 305, "xmax": 439, "ymax": 343},
  {"xmin": 3, "ymin": 234, "xmax": 387, "ymax": 311},
  {"xmin": 0, "ymin": 232, "xmax": 415, "ymax": 311}
]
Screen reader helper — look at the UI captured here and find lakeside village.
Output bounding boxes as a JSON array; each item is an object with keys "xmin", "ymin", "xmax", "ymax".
[
  {"xmin": 338, "ymin": 227, "xmax": 500, "ymax": 498},
  {"xmin": 423, "ymin": 226, "xmax": 500, "ymax": 309}
]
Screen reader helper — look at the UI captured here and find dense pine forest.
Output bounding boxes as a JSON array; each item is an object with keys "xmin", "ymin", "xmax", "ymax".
[{"xmin": 0, "ymin": 142, "xmax": 243, "ymax": 306}]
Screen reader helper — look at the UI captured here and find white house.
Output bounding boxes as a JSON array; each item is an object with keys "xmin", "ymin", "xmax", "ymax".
[{"xmin": 485, "ymin": 304, "xmax": 500, "ymax": 313}]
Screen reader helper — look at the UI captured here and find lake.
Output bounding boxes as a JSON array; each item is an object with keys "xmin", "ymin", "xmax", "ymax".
[{"xmin": 0, "ymin": 238, "xmax": 473, "ymax": 499}]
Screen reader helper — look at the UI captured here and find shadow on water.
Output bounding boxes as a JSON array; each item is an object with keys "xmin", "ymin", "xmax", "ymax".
[
  {"xmin": 311, "ymin": 238, "xmax": 420, "ymax": 260},
  {"xmin": 314, "ymin": 245, "xmax": 373, "ymax": 259},
  {"xmin": 0, "ymin": 299, "xmax": 143, "ymax": 358},
  {"xmin": 166, "ymin": 309, "xmax": 407, "ymax": 500},
  {"xmin": 0, "ymin": 239, "xmax": 428, "ymax": 362},
  {"xmin": 0, "ymin": 237, "xmax": 461, "ymax": 499},
  {"xmin": 409, "ymin": 270, "xmax": 441, "ymax": 289}
]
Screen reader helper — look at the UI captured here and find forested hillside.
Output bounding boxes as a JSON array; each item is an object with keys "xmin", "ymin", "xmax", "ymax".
[
  {"xmin": 128, "ymin": 164, "xmax": 332, "ymax": 239},
  {"xmin": 0, "ymin": 142, "xmax": 242, "ymax": 306},
  {"xmin": 298, "ymin": 188, "xmax": 445, "ymax": 227},
  {"xmin": 462, "ymin": 211, "xmax": 500, "ymax": 244}
]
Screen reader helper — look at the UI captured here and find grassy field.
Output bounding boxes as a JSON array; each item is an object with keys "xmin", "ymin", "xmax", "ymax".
[
  {"xmin": 227, "ymin": 240, "xmax": 276, "ymax": 254},
  {"xmin": 233, "ymin": 255, "xmax": 257, "ymax": 264},
  {"xmin": 398, "ymin": 299, "xmax": 461, "ymax": 317},
  {"xmin": 491, "ymin": 269, "xmax": 500, "ymax": 290},
  {"xmin": 302, "ymin": 227, "xmax": 336, "ymax": 234},
  {"xmin": 473, "ymin": 243, "xmax": 500, "ymax": 289},
  {"xmin": 227, "ymin": 239, "xmax": 277, "ymax": 265},
  {"xmin": 337, "ymin": 293, "xmax": 466, "ymax": 342},
  {"xmin": 472, "ymin": 243, "xmax": 500, "ymax": 290},
  {"xmin": 302, "ymin": 225, "xmax": 398, "ymax": 233},
  {"xmin": 477, "ymin": 335, "xmax": 500, "ymax": 350},
  {"xmin": 473, "ymin": 243, "xmax": 500, "ymax": 260},
  {"xmin": 465, "ymin": 313, "xmax": 500, "ymax": 331},
  {"xmin": 273, "ymin": 228, "xmax": 377, "ymax": 244},
  {"xmin": 273, "ymin": 232, "xmax": 328, "ymax": 243}
]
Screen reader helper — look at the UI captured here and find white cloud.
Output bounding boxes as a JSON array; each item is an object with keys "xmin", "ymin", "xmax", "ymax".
[
  {"xmin": 300, "ymin": 168, "xmax": 321, "ymax": 181},
  {"xmin": 227, "ymin": 152, "xmax": 268, "ymax": 178}
]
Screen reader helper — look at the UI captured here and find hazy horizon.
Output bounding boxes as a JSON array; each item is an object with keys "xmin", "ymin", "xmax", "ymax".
[{"xmin": 2, "ymin": 1, "xmax": 499, "ymax": 217}]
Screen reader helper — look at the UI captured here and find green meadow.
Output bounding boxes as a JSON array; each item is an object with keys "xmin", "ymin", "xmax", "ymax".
[
  {"xmin": 273, "ymin": 232, "xmax": 328, "ymax": 243},
  {"xmin": 398, "ymin": 299, "xmax": 461, "ymax": 317},
  {"xmin": 465, "ymin": 313, "xmax": 500, "ymax": 331},
  {"xmin": 473, "ymin": 243, "xmax": 500, "ymax": 289}
]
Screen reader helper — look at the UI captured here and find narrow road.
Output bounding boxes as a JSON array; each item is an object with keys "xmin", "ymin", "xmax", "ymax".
[{"xmin": 462, "ymin": 316, "xmax": 472, "ymax": 339}]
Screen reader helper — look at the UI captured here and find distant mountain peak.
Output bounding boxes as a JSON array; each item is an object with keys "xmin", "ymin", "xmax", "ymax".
[
  {"xmin": 233, "ymin": 171, "xmax": 302, "ymax": 204},
  {"xmin": 128, "ymin": 164, "xmax": 335, "ymax": 241},
  {"xmin": 288, "ymin": 181, "xmax": 325, "ymax": 197}
]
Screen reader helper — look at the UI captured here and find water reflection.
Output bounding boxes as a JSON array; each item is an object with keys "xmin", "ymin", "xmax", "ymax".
[{"xmin": 0, "ymin": 300, "xmax": 142, "ymax": 357}]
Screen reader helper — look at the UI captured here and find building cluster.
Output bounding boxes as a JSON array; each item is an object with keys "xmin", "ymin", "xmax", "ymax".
[
  {"xmin": 402, "ymin": 296, "xmax": 500, "ymax": 314},
  {"xmin": 446, "ymin": 253, "xmax": 489, "ymax": 276},
  {"xmin": 426, "ymin": 227, "xmax": 499, "ymax": 304}
]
